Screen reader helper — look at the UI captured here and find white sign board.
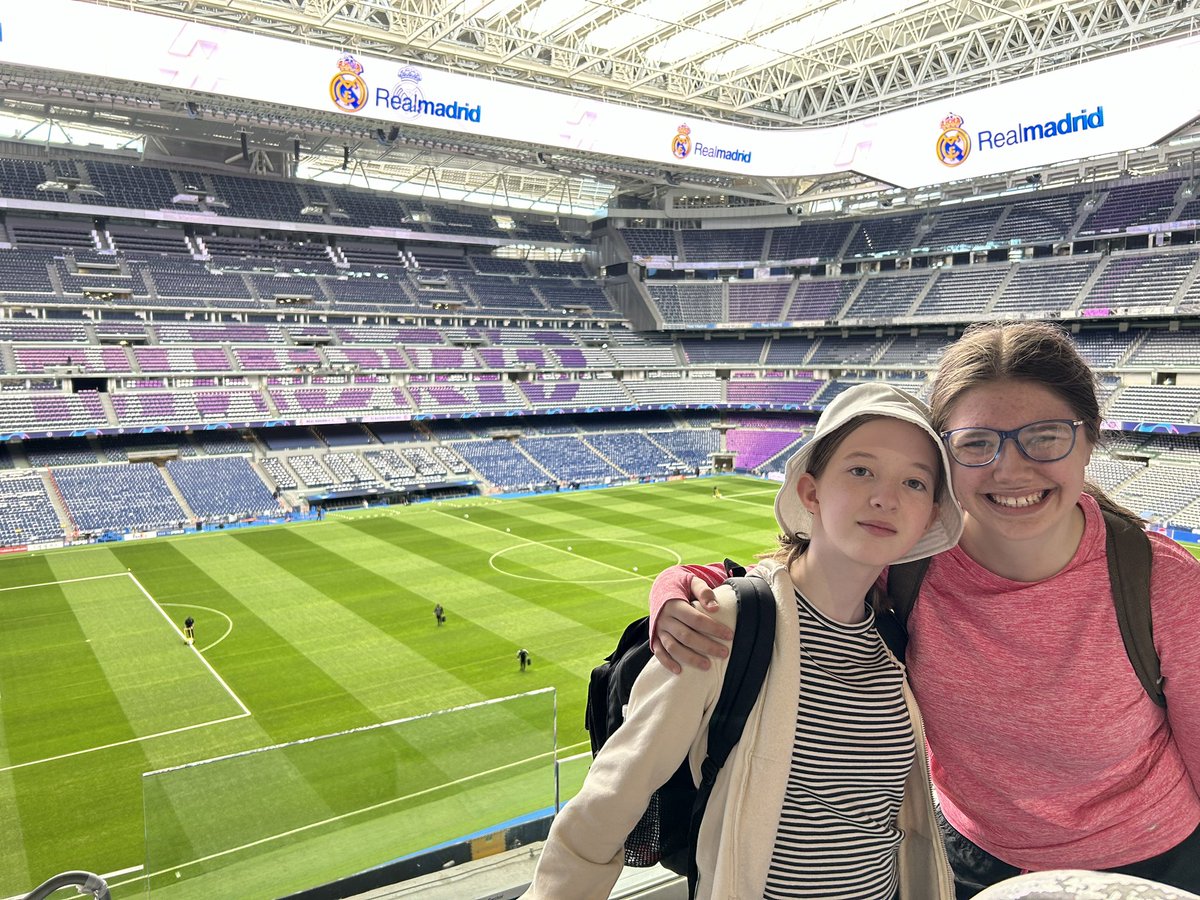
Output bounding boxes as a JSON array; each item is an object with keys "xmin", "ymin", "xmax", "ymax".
[{"xmin": 0, "ymin": 0, "xmax": 1196, "ymax": 189}]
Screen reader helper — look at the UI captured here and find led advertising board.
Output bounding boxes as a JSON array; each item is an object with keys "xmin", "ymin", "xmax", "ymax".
[{"xmin": 0, "ymin": 0, "xmax": 1196, "ymax": 188}]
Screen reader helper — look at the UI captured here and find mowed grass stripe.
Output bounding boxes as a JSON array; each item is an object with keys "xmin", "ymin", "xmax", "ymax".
[
  {"xmin": 0, "ymin": 551, "xmax": 64, "ymax": 591},
  {"xmin": 120, "ymin": 536, "xmax": 483, "ymax": 883},
  {"xmin": 0, "ymin": 579, "xmax": 144, "ymax": 762},
  {"xmin": 506, "ymin": 491, "xmax": 769, "ymax": 561},
  {"xmin": 202, "ymin": 529, "xmax": 557, "ymax": 829},
  {"xmin": 422, "ymin": 501, "xmax": 676, "ymax": 593},
  {"xmin": 0, "ymin": 479, "xmax": 806, "ymax": 896},
  {"xmin": 338, "ymin": 511, "xmax": 637, "ymax": 644},
  {"xmin": 55, "ymin": 575, "xmax": 239, "ymax": 737},
  {"xmin": 225, "ymin": 525, "xmax": 537, "ymax": 723},
  {"xmin": 482, "ymin": 479, "xmax": 778, "ymax": 564},
  {"xmin": 0, "ymin": 558, "xmax": 159, "ymax": 890},
  {"xmin": 218, "ymin": 528, "xmax": 460, "ymax": 712},
  {"xmin": 333, "ymin": 514, "xmax": 606, "ymax": 739},
  {"xmin": 112, "ymin": 540, "xmax": 376, "ymax": 741},
  {"xmin": 103, "ymin": 540, "xmax": 370, "ymax": 891},
  {"xmin": 0, "ymin": 553, "xmax": 61, "ymax": 887},
  {"xmin": 0, "ymin": 713, "xmax": 30, "ymax": 892}
]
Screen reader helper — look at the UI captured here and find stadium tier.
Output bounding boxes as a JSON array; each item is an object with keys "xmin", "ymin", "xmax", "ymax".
[{"xmin": 0, "ymin": 151, "xmax": 1196, "ymax": 548}]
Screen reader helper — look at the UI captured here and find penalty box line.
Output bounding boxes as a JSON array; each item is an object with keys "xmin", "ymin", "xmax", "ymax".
[
  {"xmin": 0, "ymin": 572, "xmax": 251, "ymax": 773},
  {"xmin": 0, "ymin": 712, "xmax": 250, "ymax": 774}
]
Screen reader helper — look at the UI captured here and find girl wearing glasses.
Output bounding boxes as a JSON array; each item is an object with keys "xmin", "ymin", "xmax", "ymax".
[{"xmin": 647, "ymin": 321, "xmax": 1200, "ymax": 897}]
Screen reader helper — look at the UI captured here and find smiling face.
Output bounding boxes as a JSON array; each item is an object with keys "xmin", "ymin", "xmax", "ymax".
[
  {"xmin": 943, "ymin": 378, "xmax": 1093, "ymax": 559},
  {"xmin": 797, "ymin": 417, "xmax": 942, "ymax": 571}
]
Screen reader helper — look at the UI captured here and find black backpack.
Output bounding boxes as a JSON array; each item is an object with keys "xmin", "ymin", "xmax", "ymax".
[
  {"xmin": 876, "ymin": 507, "xmax": 1163, "ymax": 707},
  {"xmin": 584, "ymin": 566, "xmax": 776, "ymax": 897}
]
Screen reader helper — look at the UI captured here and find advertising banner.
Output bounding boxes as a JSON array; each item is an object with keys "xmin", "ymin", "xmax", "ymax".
[{"xmin": 0, "ymin": 0, "xmax": 1196, "ymax": 188}]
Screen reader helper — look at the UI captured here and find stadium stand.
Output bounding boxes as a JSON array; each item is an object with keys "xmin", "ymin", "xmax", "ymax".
[
  {"xmin": 842, "ymin": 270, "xmax": 931, "ymax": 320},
  {"xmin": 0, "ymin": 155, "xmax": 1196, "ymax": 547},
  {"xmin": 53, "ymin": 463, "xmax": 187, "ymax": 533},
  {"xmin": 725, "ymin": 423, "xmax": 806, "ymax": 471},
  {"xmin": 0, "ymin": 472, "xmax": 65, "ymax": 545},
  {"xmin": 788, "ymin": 278, "xmax": 857, "ymax": 321},
  {"xmin": 286, "ymin": 454, "xmax": 336, "ymax": 487},
  {"xmin": 166, "ymin": 457, "xmax": 279, "ymax": 518},
  {"xmin": 259, "ymin": 456, "xmax": 299, "ymax": 490},
  {"xmin": 583, "ymin": 431, "xmax": 682, "ymax": 477},
  {"xmin": 519, "ymin": 435, "xmax": 626, "ymax": 483},
  {"xmin": 448, "ymin": 439, "xmax": 551, "ymax": 490},
  {"xmin": 647, "ymin": 427, "xmax": 720, "ymax": 470}
]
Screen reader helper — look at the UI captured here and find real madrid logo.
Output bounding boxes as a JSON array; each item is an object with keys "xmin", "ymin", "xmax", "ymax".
[
  {"xmin": 331, "ymin": 53, "xmax": 368, "ymax": 113},
  {"xmin": 391, "ymin": 65, "xmax": 425, "ymax": 121},
  {"xmin": 671, "ymin": 123, "xmax": 692, "ymax": 160},
  {"xmin": 936, "ymin": 113, "xmax": 970, "ymax": 167}
]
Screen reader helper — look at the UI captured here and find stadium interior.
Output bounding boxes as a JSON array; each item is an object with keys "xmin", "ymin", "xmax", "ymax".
[{"xmin": 3, "ymin": 0, "xmax": 1200, "ymax": 897}]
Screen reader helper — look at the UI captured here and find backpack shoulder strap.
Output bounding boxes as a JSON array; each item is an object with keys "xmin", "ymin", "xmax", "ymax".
[
  {"xmin": 685, "ymin": 573, "xmax": 775, "ymax": 897},
  {"xmin": 705, "ymin": 575, "xmax": 776, "ymax": 766},
  {"xmin": 878, "ymin": 557, "xmax": 932, "ymax": 662},
  {"xmin": 1102, "ymin": 508, "xmax": 1163, "ymax": 707}
]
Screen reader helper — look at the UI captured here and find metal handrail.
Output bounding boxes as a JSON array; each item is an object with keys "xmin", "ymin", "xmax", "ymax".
[{"xmin": 23, "ymin": 870, "xmax": 110, "ymax": 900}]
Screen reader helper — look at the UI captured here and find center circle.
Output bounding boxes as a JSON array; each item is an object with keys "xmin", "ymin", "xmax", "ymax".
[{"xmin": 489, "ymin": 538, "xmax": 682, "ymax": 583}]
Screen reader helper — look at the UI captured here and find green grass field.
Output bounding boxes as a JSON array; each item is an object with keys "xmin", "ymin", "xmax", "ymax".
[
  {"xmin": 3, "ymin": 477, "xmax": 1198, "ymax": 898},
  {"xmin": 0, "ymin": 476, "xmax": 781, "ymax": 898}
]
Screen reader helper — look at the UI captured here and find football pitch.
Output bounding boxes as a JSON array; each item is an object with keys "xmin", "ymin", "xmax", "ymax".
[
  {"xmin": 0, "ymin": 476, "xmax": 781, "ymax": 898},
  {"xmin": 3, "ymin": 477, "xmax": 1197, "ymax": 898}
]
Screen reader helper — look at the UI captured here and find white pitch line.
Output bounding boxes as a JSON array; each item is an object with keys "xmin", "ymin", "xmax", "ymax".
[
  {"xmin": 0, "ymin": 572, "xmax": 128, "ymax": 593},
  {"xmin": 0, "ymin": 572, "xmax": 252, "ymax": 772},
  {"xmin": 0, "ymin": 864, "xmax": 148, "ymax": 900},
  {"xmin": 124, "ymin": 571, "xmax": 251, "ymax": 717},
  {"xmin": 557, "ymin": 740, "xmax": 590, "ymax": 758},
  {"xmin": 103, "ymin": 865, "xmax": 144, "ymax": 879},
  {"xmin": 558, "ymin": 750, "xmax": 593, "ymax": 765},
  {"xmin": 435, "ymin": 509, "xmax": 670, "ymax": 583},
  {"xmin": 161, "ymin": 602, "xmax": 234, "ymax": 653},
  {"xmin": 722, "ymin": 493, "xmax": 776, "ymax": 510},
  {"xmin": 0, "ymin": 712, "xmax": 250, "ymax": 773},
  {"xmin": 21, "ymin": 697, "xmax": 581, "ymax": 892}
]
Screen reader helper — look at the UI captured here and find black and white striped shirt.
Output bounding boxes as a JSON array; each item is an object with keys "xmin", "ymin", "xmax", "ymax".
[{"xmin": 762, "ymin": 591, "xmax": 915, "ymax": 900}]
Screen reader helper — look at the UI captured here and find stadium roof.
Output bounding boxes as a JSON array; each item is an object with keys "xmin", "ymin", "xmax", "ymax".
[{"xmin": 2, "ymin": 0, "xmax": 1198, "ymax": 215}]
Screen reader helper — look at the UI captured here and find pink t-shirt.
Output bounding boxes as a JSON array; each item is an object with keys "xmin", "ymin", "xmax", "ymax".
[{"xmin": 647, "ymin": 494, "xmax": 1200, "ymax": 871}]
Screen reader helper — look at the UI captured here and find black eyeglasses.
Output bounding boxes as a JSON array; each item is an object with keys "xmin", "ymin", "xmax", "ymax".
[{"xmin": 940, "ymin": 419, "xmax": 1085, "ymax": 467}]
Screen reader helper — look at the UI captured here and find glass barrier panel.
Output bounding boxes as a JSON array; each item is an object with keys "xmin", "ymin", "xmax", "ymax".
[{"xmin": 142, "ymin": 688, "xmax": 556, "ymax": 898}]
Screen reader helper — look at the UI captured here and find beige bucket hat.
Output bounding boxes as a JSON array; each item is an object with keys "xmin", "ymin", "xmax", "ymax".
[{"xmin": 773, "ymin": 382, "xmax": 965, "ymax": 564}]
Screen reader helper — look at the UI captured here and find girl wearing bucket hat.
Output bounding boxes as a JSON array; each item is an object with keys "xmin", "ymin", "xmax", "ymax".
[
  {"xmin": 526, "ymin": 382, "xmax": 962, "ymax": 900},
  {"xmin": 647, "ymin": 322, "xmax": 1200, "ymax": 898}
]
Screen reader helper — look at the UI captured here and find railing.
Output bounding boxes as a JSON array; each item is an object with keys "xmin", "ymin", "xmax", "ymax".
[{"xmin": 24, "ymin": 871, "xmax": 109, "ymax": 900}]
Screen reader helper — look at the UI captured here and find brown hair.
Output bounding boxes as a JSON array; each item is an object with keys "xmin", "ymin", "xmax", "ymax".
[{"xmin": 928, "ymin": 321, "xmax": 1141, "ymax": 523}]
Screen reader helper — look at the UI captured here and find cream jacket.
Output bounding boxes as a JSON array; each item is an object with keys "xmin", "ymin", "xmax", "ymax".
[{"xmin": 525, "ymin": 559, "xmax": 954, "ymax": 900}]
